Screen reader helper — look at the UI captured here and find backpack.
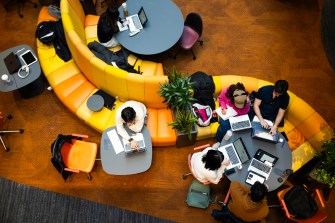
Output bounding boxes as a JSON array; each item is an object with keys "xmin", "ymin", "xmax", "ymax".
[
  {"xmin": 283, "ymin": 185, "xmax": 318, "ymax": 219},
  {"xmin": 185, "ymin": 179, "xmax": 216, "ymax": 209},
  {"xmin": 35, "ymin": 21, "xmax": 55, "ymax": 45},
  {"xmin": 192, "ymin": 103, "xmax": 212, "ymax": 127},
  {"xmin": 190, "ymin": 71, "xmax": 216, "ymax": 111}
]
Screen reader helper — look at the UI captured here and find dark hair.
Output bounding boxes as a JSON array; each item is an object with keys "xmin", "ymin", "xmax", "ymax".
[
  {"xmin": 121, "ymin": 107, "xmax": 136, "ymax": 123},
  {"xmin": 250, "ymin": 181, "xmax": 268, "ymax": 202},
  {"xmin": 274, "ymin": 80, "xmax": 289, "ymax": 94},
  {"xmin": 202, "ymin": 150, "xmax": 224, "ymax": 170},
  {"xmin": 106, "ymin": 6, "xmax": 120, "ymax": 21},
  {"xmin": 225, "ymin": 82, "xmax": 248, "ymax": 104}
]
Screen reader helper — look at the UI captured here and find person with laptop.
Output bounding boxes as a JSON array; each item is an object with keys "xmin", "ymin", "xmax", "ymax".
[
  {"xmin": 212, "ymin": 83, "xmax": 250, "ymax": 149},
  {"xmin": 228, "ymin": 181, "xmax": 269, "ymax": 223},
  {"xmin": 250, "ymin": 80, "xmax": 290, "ymax": 136},
  {"xmin": 97, "ymin": 6, "xmax": 120, "ymax": 48},
  {"xmin": 116, "ymin": 100, "xmax": 147, "ymax": 150},
  {"xmin": 191, "ymin": 147, "xmax": 231, "ymax": 184}
]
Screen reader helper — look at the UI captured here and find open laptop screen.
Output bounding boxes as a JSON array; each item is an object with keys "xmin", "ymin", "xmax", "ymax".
[
  {"xmin": 233, "ymin": 137, "xmax": 250, "ymax": 164},
  {"xmin": 138, "ymin": 7, "xmax": 148, "ymax": 26}
]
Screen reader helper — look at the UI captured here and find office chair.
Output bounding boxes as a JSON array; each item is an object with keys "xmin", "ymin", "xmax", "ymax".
[
  {"xmin": 277, "ymin": 186, "xmax": 327, "ymax": 223},
  {"xmin": 174, "ymin": 12, "xmax": 203, "ymax": 60},
  {"xmin": 182, "ymin": 144, "xmax": 211, "ymax": 185},
  {"xmin": 0, "ymin": 112, "xmax": 24, "ymax": 152},
  {"xmin": 51, "ymin": 134, "xmax": 98, "ymax": 181},
  {"xmin": 4, "ymin": 0, "xmax": 38, "ymax": 18}
]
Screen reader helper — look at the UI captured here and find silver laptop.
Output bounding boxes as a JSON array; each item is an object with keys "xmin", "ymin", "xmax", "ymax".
[
  {"xmin": 218, "ymin": 137, "xmax": 250, "ymax": 170},
  {"xmin": 229, "ymin": 114, "xmax": 252, "ymax": 131},
  {"xmin": 245, "ymin": 171, "xmax": 266, "ymax": 185},
  {"xmin": 247, "ymin": 158, "xmax": 272, "ymax": 180},
  {"xmin": 126, "ymin": 7, "xmax": 148, "ymax": 32},
  {"xmin": 122, "ymin": 133, "xmax": 146, "ymax": 155}
]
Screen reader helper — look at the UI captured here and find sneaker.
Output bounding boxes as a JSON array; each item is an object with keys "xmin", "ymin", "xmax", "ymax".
[{"xmin": 212, "ymin": 142, "xmax": 220, "ymax": 149}]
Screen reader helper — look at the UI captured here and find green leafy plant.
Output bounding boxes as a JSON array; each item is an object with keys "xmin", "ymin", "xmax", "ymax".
[
  {"xmin": 313, "ymin": 137, "xmax": 335, "ymax": 188},
  {"xmin": 168, "ymin": 108, "xmax": 198, "ymax": 140},
  {"xmin": 159, "ymin": 66, "xmax": 195, "ymax": 111}
]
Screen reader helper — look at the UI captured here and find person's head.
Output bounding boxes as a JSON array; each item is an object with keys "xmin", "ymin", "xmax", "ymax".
[
  {"xmin": 106, "ymin": 6, "xmax": 120, "ymax": 22},
  {"xmin": 250, "ymin": 181, "xmax": 268, "ymax": 202},
  {"xmin": 121, "ymin": 107, "xmax": 136, "ymax": 126},
  {"xmin": 274, "ymin": 80, "xmax": 289, "ymax": 96},
  {"xmin": 202, "ymin": 150, "xmax": 224, "ymax": 171},
  {"xmin": 226, "ymin": 82, "xmax": 248, "ymax": 108}
]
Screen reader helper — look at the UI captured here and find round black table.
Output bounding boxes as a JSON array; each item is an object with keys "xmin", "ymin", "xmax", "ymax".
[
  {"xmin": 220, "ymin": 127, "xmax": 292, "ymax": 192},
  {"xmin": 115, "ymin": 0, "xmax": 184, "ymax": 55}
]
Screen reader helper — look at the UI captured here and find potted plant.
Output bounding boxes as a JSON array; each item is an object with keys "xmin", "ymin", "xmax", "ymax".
[
  {"xmin": 158, "ymin": 66, "xmax": 198, "ymax": 147},
  {"xmin": 311, "ymin": 137, "xmax": 335, "ymax": 188}
]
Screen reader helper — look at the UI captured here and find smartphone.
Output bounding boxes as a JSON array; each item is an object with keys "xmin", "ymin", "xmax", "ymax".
[
  {"xmin": 224, "ymin": 167, "xmax": 236, "ymax": 176},
  {"xmin": 19, "ymin": 50, "xmax": 38, "ymax": 67}
]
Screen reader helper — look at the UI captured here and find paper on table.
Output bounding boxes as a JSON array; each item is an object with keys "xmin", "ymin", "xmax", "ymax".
[
  {"xmin": 117, "ymin": 20, "xmax": 128, "ymax": 32},
  {"xmin": 252, "ymin": 116, "xmax": 273, "ymax": 126},
  {"xmin": 215, "ymin": 106, "xmax": 238, "ymax": 120},
  {"xmin": 107, "ymin": 129, "xmax": 124, "ymax": 154}
]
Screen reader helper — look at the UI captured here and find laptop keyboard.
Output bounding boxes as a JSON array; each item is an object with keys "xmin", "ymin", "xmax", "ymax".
[
  {"xmin": 132, "ymin": 16, "xmax": 142, "ymax": 30},
  {"xmin": 232, "ymin": 120, "xmax": 250, "ymax": 130},
  {"xmin": 250, "ymin": 159, "xmax": 271, "ymax": 174},
  {"xmin": 225, "ymin": 145, "xmax": 239, "ymax": 165}
]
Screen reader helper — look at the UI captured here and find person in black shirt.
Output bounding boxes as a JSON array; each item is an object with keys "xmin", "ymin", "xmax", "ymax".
[
  {"xmin": 250, "ymin": 80, "xmax": 290, "ymax": 135},
  {"xmin": 97, "ymin": 6, "xmax": 120, "ymax": 48}
]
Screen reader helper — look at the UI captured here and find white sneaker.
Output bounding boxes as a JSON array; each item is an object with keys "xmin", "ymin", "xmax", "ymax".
[{"xmin": 212, "ymin": 142, "xmax": 220, "ymax": 149}]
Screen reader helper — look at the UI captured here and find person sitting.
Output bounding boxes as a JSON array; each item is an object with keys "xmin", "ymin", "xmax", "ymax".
[
  {"xmin": 212, "ymin": 83, "xmax": 250, "ymax": 149},
  {"xmin": 97, "ymin": 6, "xmax": 120, "ymax": 48},
  {"xmin": 191, "ymin": 147, "xmax": 230, "ymax": 184},
  {"xmin": 228, "ymin": 181, "xmax": 269, "ymax": 223},
  {"xmin": 116, "ymin": 100, "xmax": 147, "ymax": 149},
  {"xmin": 250, "ymin": 80, "xmax": 289, "ymax": 136}
]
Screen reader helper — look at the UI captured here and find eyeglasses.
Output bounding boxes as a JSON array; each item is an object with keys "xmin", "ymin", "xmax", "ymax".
[{"xmin": 233, "ymin": 92, "xmax": 247, "ymax": 97}]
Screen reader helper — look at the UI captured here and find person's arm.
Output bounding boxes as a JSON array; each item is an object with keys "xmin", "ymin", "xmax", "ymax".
[
  {"xmin": 115, "ymin": 109, "xmax": 131, "ymax": 141},
  {"xmin": 230, "ymin": 181, "xmax": 250, "ymax": 197},
  {"xmin": 218, "ymin": 88, "xmax": 228, "ymax": 114},
  {"xmin": 269, "ymin": 108, "xmax": 286, "ymax": 135},
  {"xmin": 253, "ymin": 98, "xmax": 269, "ymax": 129},
  {"xmin": 131, "ymin": 103, "xmax": 147, "ymax": 133}
]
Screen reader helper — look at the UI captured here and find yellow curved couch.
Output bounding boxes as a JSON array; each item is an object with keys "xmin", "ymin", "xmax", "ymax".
[{"xmin": 37, "ymin": 2, "xmax": 333, "ymax": 172}]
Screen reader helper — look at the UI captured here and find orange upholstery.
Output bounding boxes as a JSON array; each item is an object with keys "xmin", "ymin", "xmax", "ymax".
[
  {"xmin": 277, "ymin": 186, "xmax": 327, "ymax": 223},
  {"xmin": 58, "ymin": 134, "xmax": 98, "ymax": 180}
]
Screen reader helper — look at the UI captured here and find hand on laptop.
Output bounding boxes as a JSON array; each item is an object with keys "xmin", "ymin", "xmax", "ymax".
[
  {"xmin": 260, "ymin": 119, "xmax": 271, "ymax": 129},
  {"xmin": 222, "ymin": 159, "xmax": 231, "ymax": 167},
  {"xmin": 269, "ymin": 126, "xmax": 277, "ymax": 136},
  {"xmin": 130, "ymin": 140, "xmax": 139, "ymax": 150}
]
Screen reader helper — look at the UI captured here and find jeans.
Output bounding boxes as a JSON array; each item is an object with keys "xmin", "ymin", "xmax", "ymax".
[{"xmin": 215, "ymin": 118, "xmax": 231, "ymax": 142}]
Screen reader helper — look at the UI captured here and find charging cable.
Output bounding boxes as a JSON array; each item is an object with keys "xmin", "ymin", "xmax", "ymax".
[{"xmin": 18, "ymin": 65, "xmax": 30, "ymax": 79}]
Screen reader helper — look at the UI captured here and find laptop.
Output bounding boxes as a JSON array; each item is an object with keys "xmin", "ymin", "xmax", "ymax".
[
  {"xmin": 126, "ymin": 7, "xmax": 148, "ymax": 32},
  {"xmin": 122, "ymin": 133, "xmax": 147, "ymax": 155},
  {"xmin": 247, "ymin": 158, "xmax": 273, "ymax": 180},
  {"xmin": 3, "ymin": 52, "xmax": 21, "ymax": 74},
  {"xmin": 218, "ymin": 137, "xmax": 250, "ymax": 170},
  {"xmin": 229, "ymin": 114, "xmax": 252, "ymax": 131},
  {"xmin": 245, "ymin": 171, "xmax": 266, "ymax": 185},
  {"xmin": 251, "ymin": 121, "xmax": 280, "ymax": 143}
]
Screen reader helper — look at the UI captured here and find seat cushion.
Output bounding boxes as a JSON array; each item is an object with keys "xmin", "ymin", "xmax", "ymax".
[{"xmin": 178, "ymin": 26, "xmax": 199, "ymax": 49}]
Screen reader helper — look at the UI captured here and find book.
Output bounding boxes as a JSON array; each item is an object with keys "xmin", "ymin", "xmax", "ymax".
[{"xmin": 215, "ymin": 106, "xmax": 237, "ymax": 120}]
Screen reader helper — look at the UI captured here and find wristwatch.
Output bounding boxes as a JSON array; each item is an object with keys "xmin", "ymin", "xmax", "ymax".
[{"xmin": 129, "ymin": 138, "xmax": 133, "ymax": 142}]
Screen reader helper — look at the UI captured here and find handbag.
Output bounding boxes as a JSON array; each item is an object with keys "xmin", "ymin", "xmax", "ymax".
[{"xmin": 185, "ymin": 179, "xmax": 216, "ymax": 209}]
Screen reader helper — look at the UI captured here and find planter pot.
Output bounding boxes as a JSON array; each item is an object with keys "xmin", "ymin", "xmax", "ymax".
[{"xmin": 176, "ymin": 124, "xmax": 198, "ymax": 148}]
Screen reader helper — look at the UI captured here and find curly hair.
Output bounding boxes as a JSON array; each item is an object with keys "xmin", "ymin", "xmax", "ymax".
[
  {"xmin": 225, "ymin": 82, "xmax": 248, "ymax": 104},
  {"xmin": 202, "ymin": 150, "xmax": 224, "ymax": 170}
]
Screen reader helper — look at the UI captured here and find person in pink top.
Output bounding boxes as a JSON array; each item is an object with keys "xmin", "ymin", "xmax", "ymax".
[{"xmin": 212, "ymin": 83, "xmax": 250, "ymax": 149}]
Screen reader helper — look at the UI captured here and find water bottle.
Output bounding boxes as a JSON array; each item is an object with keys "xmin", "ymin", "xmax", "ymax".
[
  {"xmin": 223, "ymin": 130, "xmax": 232, "ymax": 141},
  {"xmin": 122, "ymin": 3, "xmax": 128, "ymax": 17}
]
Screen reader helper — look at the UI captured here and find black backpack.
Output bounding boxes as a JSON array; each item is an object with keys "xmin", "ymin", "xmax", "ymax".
[
  {"xmin": 35, "ymin": 21, "xmax": 55, "ymax": 45},
  {"xmin": 283, "ymin": 185, "xmax": 318, "ymax": 219}
]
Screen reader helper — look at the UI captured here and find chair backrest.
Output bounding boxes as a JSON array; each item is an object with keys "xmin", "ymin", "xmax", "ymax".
[
  {"xmin": 277, "ymin": 186, "xmax": 328, "ymax": 223},
  {"xmin": 184, "ymin": 13, "xmax": 203, "ymax": 37}
]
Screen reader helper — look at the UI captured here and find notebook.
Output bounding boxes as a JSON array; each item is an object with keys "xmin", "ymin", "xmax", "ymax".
[
  {"xmin": 218, "ymin": 137, "xmax": 250, "ymax": 170},
  {"xmin": 215, "ymin": 106, "xmax": 237, "ymax": 120},
  {"xmin": 229, "ymin": 114, "xmax": 252, "ymax": 131},
  {"xmin": 122, "ymin": 133, "xmax": 147, "ymax": 155},
  {"xmin": 3, "ymin": 52, "xmax": 21, "ymax": 74},
  {"xmin": 251, "ymin": 121, "xmax": 280, "ymax": 143},
  {"xmin": 247, "ymin": 158, "xmax": 272, "ymax": 180},
  {"xmin": 126, "ymin": 7, "xmax": 148, "ymax": 32}
]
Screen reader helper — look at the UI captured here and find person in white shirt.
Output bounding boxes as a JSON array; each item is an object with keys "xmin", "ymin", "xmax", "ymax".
[
  {"xmin": 191, "ymin": 147, "xmax": 231, "ymax": 184},
  {"xmin": 116, "ymin": 100, "xmax": 147, "ymax": 149}
]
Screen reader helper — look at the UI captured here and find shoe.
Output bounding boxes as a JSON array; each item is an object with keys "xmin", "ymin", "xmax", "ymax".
[{"xmin": 212, "ymin": 142, "xmax": 220, "ymax": 149}]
